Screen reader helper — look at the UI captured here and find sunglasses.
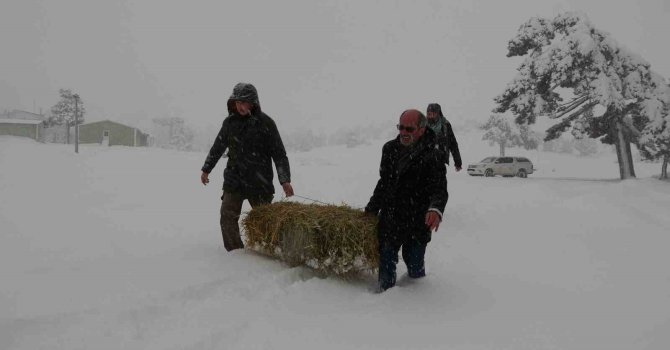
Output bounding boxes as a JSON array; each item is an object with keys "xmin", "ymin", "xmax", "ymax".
[{"xmin": 397, "ymin": 124, "xmax": 418, "ymax": 132}]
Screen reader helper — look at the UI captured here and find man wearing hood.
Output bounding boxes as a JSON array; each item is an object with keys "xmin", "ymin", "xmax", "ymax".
[
  {"xmin": 426, "ymin": 103, "xmax": 462, "ymax": 172},
  {"xmin": 365, "ymin": 109, "xmax": 448, "ymax": 292},
  {"xmin": 201, "ymin": 83, "xmax": 294, "ymax": 251}
]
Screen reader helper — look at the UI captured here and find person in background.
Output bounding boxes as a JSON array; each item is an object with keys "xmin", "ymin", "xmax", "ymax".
[
  {"xmin": 426, "ymin": 103, "xmax": 462, "ymax": 172},
  {"xmin": 201, "ymin": 82, "xmax": 294, "ymax": 251},
  {"xmin": 365, "ymin": 109, "xmax": 448, "ymax": 292}
]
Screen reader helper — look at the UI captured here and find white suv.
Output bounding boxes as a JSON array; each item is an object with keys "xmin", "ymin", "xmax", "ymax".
[{"xmin": 467, "ymin": 156, "xmax": 534, "ymax": 178}]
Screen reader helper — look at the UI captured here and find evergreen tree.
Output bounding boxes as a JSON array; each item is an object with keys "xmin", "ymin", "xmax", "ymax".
[
  {"xmin": 639, "ymin": 82, "xmax": 670, "ymax": 179},
  {"xmin": 49, "ymin": 89, "xmax": 86, "ymax": 144},
  {"xmin": 494, "ymin": 12, "xmax": 667, "ymax": 179}
]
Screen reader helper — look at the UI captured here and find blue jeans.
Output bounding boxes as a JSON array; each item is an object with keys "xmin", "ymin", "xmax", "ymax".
[{"xmin": 378, "ymin": 239, "xmax": 427, "ymax": 291}]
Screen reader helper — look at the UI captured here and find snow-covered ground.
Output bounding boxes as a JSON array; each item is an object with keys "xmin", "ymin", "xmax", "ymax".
[{"xmin": 1, "ymin": 133, "xmax": 669, "ymax": 350}]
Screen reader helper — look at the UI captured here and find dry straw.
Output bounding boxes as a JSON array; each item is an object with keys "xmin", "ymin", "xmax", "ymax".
[{"xmin": 243, "ymin": 201, "xmax": 379, "ymax": 275}]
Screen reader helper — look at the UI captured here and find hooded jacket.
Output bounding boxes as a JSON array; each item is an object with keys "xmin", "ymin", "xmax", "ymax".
[
  {"xmin": 365, "ymin": 128, "xmax": 448, "ymax": 245},
  {"xmin": 201, "ymin": 83, "xmax": 290, "ymax": 196},
  {"xmin": 426, "ymin": 103, "xmax": 462, "ymax": 168}
]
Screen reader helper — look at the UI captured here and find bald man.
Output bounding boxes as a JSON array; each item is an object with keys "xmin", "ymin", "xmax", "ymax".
[{"xmin": 365, "ymin": 109, "xmax": 448, "ymax": 292}]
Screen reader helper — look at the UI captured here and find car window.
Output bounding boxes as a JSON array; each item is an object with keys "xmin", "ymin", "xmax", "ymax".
[
  {"xmin": 516, "ymin": 157, "xmax": 530, "ymax": 162},
  {"xmin": 497, "ymin": 157, "xmax": 513, "ymax": 163},
  {"xmin": 481, "ymin": 157, "xmax": 497, "ymax": 163}
]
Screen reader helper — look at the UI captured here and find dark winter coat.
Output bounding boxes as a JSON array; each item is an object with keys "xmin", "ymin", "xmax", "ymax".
[
  {"xmin": 428, "ymin": 115, "xmax": 462, "ymax": 168},
  {"xmin": 365, "ymin": 128, "xmax": 448, "ymax": 246},
  {"xmin": 201, "ymin": 84, "xmax": 290, "ymax": 196}
]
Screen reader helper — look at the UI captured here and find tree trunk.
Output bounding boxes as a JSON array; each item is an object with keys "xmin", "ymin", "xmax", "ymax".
[
  {"xmin": 499, "ymin": 142, "xmax": 505, "ymax": 157},
  {"xmin": 613, "ymin": 120, "xmax": 636, "ymax": 179},
  {"xmin": 66, "ymin": 123, "xmax": 71, "ymax": 144},
  {"xmin": 661, "ymin": 154, "xmax": 669, "ymax": 180}
]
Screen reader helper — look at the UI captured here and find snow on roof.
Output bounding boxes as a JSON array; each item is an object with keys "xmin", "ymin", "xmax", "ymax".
[
  {"xmin": 1, "ymin": 110, "xmax": 45, "ymax": 121},
  {"xmin": 0, "ymin": 118, "xmax": 44, "ymax": 125}
]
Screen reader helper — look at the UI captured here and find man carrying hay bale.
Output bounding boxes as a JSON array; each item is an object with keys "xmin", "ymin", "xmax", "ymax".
[
  {"xmin": 365, "ymin": 109, "xmax": 448, "ymax": 292},
  {"xmin": 200, "ymin": 82, "xmax": 294, "ymax": 251}
]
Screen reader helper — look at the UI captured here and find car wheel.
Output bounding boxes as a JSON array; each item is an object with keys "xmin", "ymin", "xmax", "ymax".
[
  {"xmin": 517, "ymin": 169, "xmax": 527, "ymax": 178},
  {"xmin": 485, "ymin": 169, "xmax": 494, "ymax": 177}
]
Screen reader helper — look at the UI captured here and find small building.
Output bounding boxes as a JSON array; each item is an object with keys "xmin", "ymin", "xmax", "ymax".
[
  {"xmin": 0, "ymin": 110, "xmax": 46, "ymax": 141},
  {"xmin": 78, "ymin": 120, "xmax": 149, "ymax": 147}
]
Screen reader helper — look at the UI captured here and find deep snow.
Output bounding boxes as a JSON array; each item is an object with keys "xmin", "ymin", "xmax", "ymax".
[{"xmin": 1, "ymin": 133, "xmax": 669, "ymax": 350}]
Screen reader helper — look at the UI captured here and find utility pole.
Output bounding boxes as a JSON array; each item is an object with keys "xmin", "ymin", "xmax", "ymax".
[{"xmin": 74, "ymin": 94, "xmax": 79, "ymax": 153}]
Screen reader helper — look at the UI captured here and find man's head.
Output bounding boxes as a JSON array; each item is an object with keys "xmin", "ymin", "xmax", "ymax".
[
  {"xmin": 426, "ymin": 103, "xmax": 443, "ymax": 121},
  {"xmin": 227, "ymin": 82, "xmax": 261, "ymax": 116},
  {"xmin": 397, "ymin": 109, "xmax": 427, "ymax": 146}
]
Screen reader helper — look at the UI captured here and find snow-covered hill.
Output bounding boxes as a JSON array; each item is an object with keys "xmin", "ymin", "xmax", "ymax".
[{"xmin": 1, "ymin": 135, "xmax": 669, "ymax": 350}]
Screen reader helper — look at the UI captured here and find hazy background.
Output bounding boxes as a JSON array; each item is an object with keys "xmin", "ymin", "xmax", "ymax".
[{"xmin": 2, "ymin": 0, "xmax": 669, "ymax": 136}]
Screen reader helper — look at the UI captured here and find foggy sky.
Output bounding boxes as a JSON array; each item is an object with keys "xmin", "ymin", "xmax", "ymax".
[{"xmin": 2, "ymin": 0, "xmax": 669, "ymax": 133}]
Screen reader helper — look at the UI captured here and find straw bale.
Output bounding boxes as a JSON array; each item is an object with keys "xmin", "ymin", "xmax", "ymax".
[{"xmin": 242, "ymin": 201, "xmax": 379, "ymax": 275}]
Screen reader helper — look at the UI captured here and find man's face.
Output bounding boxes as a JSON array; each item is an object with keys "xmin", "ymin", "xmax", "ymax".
[
  {"xmin": 398, "ymin": 113, "xmax": 425, "ymax": 146},
  {"xmin": 427, "ymin": 111, "xmax": 439, "ymax": 121},
  {"xmin": 235, "ymin": 100, "xmax": 253, "ymax": 116}
]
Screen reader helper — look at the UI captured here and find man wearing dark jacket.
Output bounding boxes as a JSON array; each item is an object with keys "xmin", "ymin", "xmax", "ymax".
[
  {"xmin": 426, "ymin": 103, "xmax": 462, "ymax": 172},
  {"xmin": 365, "ymin": 109, "xmax": 448, "ymax": 292},
  {"xmin": 201, "ymin": 83, "xmax": 294, "ymax": 251}
]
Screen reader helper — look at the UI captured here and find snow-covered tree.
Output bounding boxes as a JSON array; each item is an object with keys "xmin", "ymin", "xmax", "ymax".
[
  {"xmin": 517, "ymin": 123, "xmax": 542, "ymax": 151},
  {"xmin": 481, "ymin": 114, "xmax": 514, "ymax": 156},
  {"xmin": 49, "ymin": 89, "xmax": 86, "ymax": 144},
  {"xmin": 494, "ymin": 12, "xmax": 668, "ymax": 179},
  {"xmin": 481, "ymin": 114, "xmax": 540, "ymax": 156},
  {"xmin": 152, "ymin": 117, "xmax": 194, "ymax": 151},
  {"xmin": 639, "ymin": 82, "xmax": 670, "ymax": 179},
  {"xmin": 543, "ymin": 135, "xmax": 601, "ymax": 156}
]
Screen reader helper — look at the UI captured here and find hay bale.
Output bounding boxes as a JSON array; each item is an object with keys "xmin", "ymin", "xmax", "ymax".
[{"xmin": 242, "ymin": 201, "xmax": 379, "ymax": 275}]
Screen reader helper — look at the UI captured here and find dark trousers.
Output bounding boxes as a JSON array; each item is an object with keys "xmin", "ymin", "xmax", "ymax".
[
  {"xmin": 378, "ymin": 239, "xmax": 427, "ymax": 291},
  {"xmin": 220, "ymin": 192, "xmax": 273, "ymax": 251}
]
